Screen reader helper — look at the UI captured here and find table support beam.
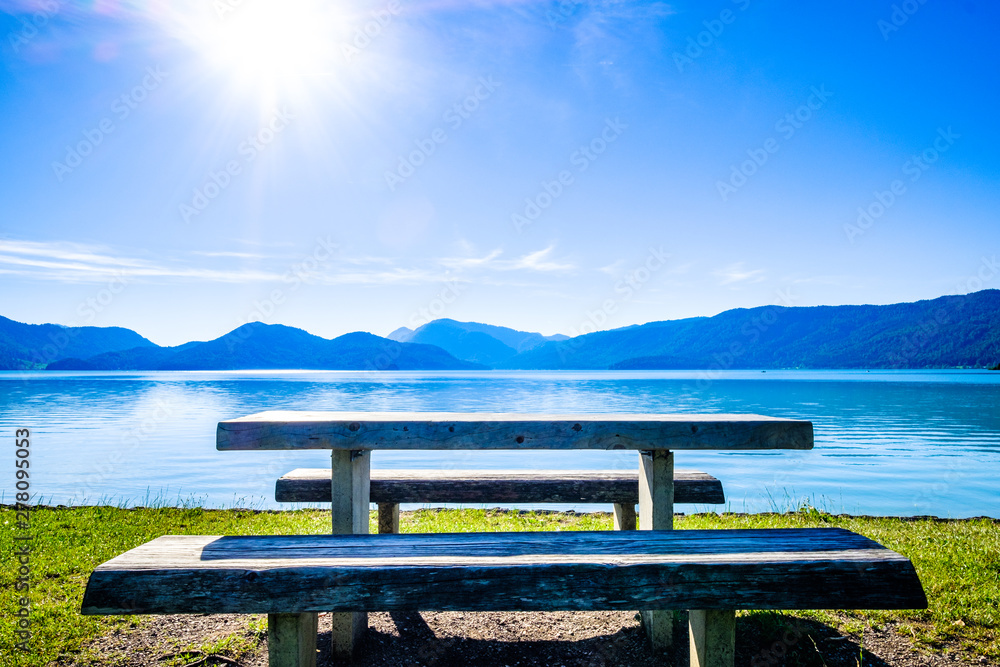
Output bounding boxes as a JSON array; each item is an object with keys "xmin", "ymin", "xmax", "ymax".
[
  {"xmin": 639, "ymin": 449, "xmax": 674, "ymax": 650},
  {"xmin": 613, "ymin": 503, "xmax": 636, "ymax": 530},
  {"xmin": 639, "ymin": 450, "xmax": 674, "ymax": 530},
  {"xmin": 378, "ymin": 502, "xmax": 400, "ymax": 534},
  {"xmin": 689, "ymin": 609, "xmax": 736, "ymax": 667},
  {"xmin": 268, "ymin": 613, "xmax": 317, "ymax": 667},
  {"xmin": 330, "ymin": 449, "xmax": 370, "ymax": 660}
]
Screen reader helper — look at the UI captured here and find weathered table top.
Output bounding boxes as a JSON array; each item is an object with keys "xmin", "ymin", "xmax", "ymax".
[{"xmin": 217, "ymin": 411, "xmax": 813, "ymax": 451}]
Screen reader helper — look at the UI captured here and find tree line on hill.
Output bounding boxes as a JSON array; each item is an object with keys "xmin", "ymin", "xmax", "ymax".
[{"xmin": 1, "ymin": 289, "xmax": 997, "ymax": 371}]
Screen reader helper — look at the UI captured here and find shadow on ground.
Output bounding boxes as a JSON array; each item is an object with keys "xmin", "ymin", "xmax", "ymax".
[
  {"xmin": 75, "ymin": 611, "xmax": 943, "ymax": 666},
  {"xmin": 312, "ymin": 611, "xmax": 898, "ymax": 667}
]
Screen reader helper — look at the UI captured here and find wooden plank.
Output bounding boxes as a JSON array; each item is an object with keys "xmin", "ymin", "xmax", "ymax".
[
  {"xmin": 217, "ymin": 411, "xmax": 813, "ymax": 451},
  {"xmin": 689, "ymin": 609, "xmax": 735, "ymax": 667},
  {"xmin": 81, "ymin": 529, "xmax": 927, "ymax": 615},
  {"xmin": 268, "ymin": 613, "xmax": 317, "ymax": 667},
  {"xmin": 276, "ymin": 469, "xmax": 725, "ymax": 504}
]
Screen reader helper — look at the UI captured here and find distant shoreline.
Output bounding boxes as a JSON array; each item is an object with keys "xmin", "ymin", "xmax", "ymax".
[
  {"xmin": 5, "ymin": 503, "xmax": 999, "ymax": 522},
  {"xmin": 4, "ymin": 289, "xmax": 999, "ymax": 371}
]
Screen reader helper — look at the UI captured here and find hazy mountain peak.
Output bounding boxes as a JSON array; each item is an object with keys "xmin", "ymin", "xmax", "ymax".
[
  {"xmin": 390, "ymin": 318, "xmax": 568, "ymax": 366},
  {"xmin": 386, "ymin": 326, "xmax": 414, "ymax": 342}
]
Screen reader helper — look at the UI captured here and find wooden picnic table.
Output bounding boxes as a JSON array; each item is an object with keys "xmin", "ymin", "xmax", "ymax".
[
  {"xmin": 217, "ymin": 410, "xmax": 813, "ymax": 655},
  {"xmin": 216, "ymin": 410, "xmax": 812, "ymax": 536}
]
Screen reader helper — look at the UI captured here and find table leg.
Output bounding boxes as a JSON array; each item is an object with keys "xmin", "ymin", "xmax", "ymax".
[
  {"xmin": 330, "ymin": 449, "xmax": 370, "ymax": 660},
  {"xmin": 639, "ymin": 449, "xmax": 674, "ymax": 650},
  {"xmin": 378, "ymin": 502, "xmax": 400, "ymax": 534},
  {"xmin": 689, "ymin": 609, "xmax": 736, "ymax": 667},
  {"xmin": 613, "ymin": 502, "xmax": 637, "ymax": 530},
  {"xmin": 268, "ymin": 613, "xmax": 318, "ymax": 667}
]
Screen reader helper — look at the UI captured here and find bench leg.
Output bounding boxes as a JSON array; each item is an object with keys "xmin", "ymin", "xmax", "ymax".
[
  {"xmin": 639, "ymin": 450, "xmax": 674, "ymax": 650},
  {"xmin": 613, "ymin": 502, "xmax": 636, "ymax": 530},
  {"xmin": 268, "ymin": 613, "xmax": 318, "ymax": 667},
  {"xmin": 689, "ymin": 609, "xmax": 735, "ymax": 667},
  {"xmin": 378, "ymin": 502, "xmax": 400, "ymax": 534},
  {"xmin": 330, "ymin": 449, "xmax": 371, "ymax": 660}
]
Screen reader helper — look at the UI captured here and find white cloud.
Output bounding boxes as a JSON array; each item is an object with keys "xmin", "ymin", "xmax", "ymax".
[
  {"xmin": 1, "ymin": 239, "xmax": 152, "ymax": 269},
  {"xmin": 437, "ymin": 245, "xmax": 575, "ymax": 274},
  {"xmin": 438, "ymin": 248, "xmax": 503, "ymax": 271},
  {"xmin": 508, "ymin": 246, "xmax": 575, "ymax": 272},
  {"xmin": 597, "ymin": 259, "xmax": 628, "ymax": 276},
  {"xmin": 0, "ymin": 238, "xmax": 575, "ymax": 287},
  {"xmin": 0, "ymin": 239, "xmax": 286, "ymax": 283},
  {"xmin": 191, "ymin": 250, "xmax": 268, "ymax": 259},
  {"xmin": 714, "ymin": 262, "xmax": 766, "ymax": 286}
]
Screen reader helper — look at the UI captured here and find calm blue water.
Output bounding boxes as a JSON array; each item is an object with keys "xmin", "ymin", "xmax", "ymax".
[{"xmin": 2, "ymin": 370, "xmax": 999, "ymax": 517}]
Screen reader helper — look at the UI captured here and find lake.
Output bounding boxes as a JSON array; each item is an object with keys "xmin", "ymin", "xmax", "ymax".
[{"xmin": 2, "ymin": 369, "xmax": 999, "ymax": 517}]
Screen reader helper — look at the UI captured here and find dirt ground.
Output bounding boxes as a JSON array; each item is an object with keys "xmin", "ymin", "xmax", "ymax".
[{"xmin": 76, "ymin": 610, "xmax": 989, "ymax": 667}]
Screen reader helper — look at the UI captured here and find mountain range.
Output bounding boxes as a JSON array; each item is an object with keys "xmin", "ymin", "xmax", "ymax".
[
  {"xmin": 0, "ymin": 315, "xmax": 156, "ymax": 370},
  {"xmin": 1, "ymin": 289, "xmax": 997, "ymax": 371},
  {"xmin": 499, "ymin": 289, "xmax": 1000, "ymax": 370},
  {"xmin": 40, "ymin": 324, "xmax": 486, "ymax": 371},
  {"xmin": 388, "ymin": 319, "xmax": 568, "ymax": 367}
]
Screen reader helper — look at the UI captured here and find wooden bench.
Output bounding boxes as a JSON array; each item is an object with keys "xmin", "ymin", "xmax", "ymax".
[
  {"xmin": 275, "ymin": 468, "xmax": 726, "ymax": 533},
  {"xmin": 81, "ymin": 527, "xmax": 926, "ymax": 667}
]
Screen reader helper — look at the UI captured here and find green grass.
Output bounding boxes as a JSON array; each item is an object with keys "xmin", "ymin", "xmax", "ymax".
[{"xmin": 1, "ymin": 506, "xmax": 997, "ymax": 665}]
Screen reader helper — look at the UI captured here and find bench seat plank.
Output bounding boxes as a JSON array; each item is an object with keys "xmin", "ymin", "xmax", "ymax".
[
  {"xmin": 217, "ymin": 411, "xmax": 813, "ymax": 451},
  {"xmin": 275, "ymin": 468, "xmax": 725, "ymax": 504},
  {"xmin": 81, "ymin": 528, "xmax": 926, "ymax": 615}
]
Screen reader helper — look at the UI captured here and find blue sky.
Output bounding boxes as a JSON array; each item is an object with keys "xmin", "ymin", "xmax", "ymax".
[{"xmin": 1, "ymin": 0, "xmax": 998, "ymax": 346}]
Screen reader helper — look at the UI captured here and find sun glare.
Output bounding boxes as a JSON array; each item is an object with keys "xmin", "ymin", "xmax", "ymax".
[
  {"xmin": 215, "ymin": 6, "xmax": 321, "ymax": 77},
  {"xmin": 188, "ymin": 1, "xmax": 343, "ymax": 99},
  {"xmin": 163, "ymin": 0, "xmax": 401, "ymax": 154}
]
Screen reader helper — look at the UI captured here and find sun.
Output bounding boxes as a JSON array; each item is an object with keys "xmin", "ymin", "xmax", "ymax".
[
  {"xmin": 179, "ymin": 0, "xmax": 346, "ymax": 102},
  {"xmin": 160, "ymin": 0, "xmax": 401, "ymax": 153},
  {"xmin": 211, "ymin": 3, "xmax": 329, "ymax": 80}
]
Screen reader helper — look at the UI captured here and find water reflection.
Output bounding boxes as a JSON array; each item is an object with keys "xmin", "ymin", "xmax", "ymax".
[{"xmin": 1, "ymin": 370, "xmax": 997, "ymax": 517}]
